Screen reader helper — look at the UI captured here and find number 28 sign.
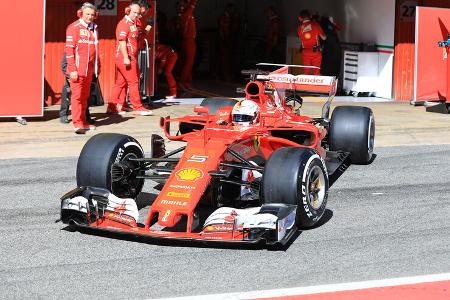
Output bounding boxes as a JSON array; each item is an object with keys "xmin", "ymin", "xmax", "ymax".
[{"xmin": 94, "ymin": 0, "xmax": 117, "ymax": 16}]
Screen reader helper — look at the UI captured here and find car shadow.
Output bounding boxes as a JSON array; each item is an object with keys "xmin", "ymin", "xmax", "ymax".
[
  {"xmin": 90, "ymin": 113, "xmax": 134, "ymax": 127},
  {"xmin": 368, "ymin": 153, "xmax": 377, "ymax": 164},
  {"xmin": 305, "ymin": 209, "xmax": 333, "ymax": 229},
  {"xmin": 268, "ymin": 209, "xmax": 334, "ymax": 251},
  {"xmin": 61, "ymin": 225, "xmax": 267, "ymax": 250}
]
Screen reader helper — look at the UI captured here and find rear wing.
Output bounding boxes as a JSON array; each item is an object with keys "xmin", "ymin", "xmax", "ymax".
[{"xmin": 256, "ymin": 73, "xmax": 337, "ymax": 98}]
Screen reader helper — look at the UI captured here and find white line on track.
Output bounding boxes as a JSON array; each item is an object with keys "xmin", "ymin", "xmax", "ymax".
[{"xmin": 152, "ymin": 273, "xmax": 450, "ymax": 300}]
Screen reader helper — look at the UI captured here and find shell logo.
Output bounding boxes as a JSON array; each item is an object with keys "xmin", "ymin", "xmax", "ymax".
[
  {"xmin": 175, "ymin": 168, "xmax": 203, "ymax": 182},
  {"xmin": 304, "ymin": 32, "xmax": 311, "ymax": 40}
]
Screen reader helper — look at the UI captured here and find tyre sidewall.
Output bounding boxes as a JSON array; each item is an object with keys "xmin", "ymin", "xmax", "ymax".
[{"xmin": 297, "ymin": 153, "xmax": 329, "ymax": 227}]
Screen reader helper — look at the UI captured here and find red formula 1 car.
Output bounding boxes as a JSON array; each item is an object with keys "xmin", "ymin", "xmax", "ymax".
[{"xmin": 60, "ymin": 66, "xmax": 375, "ymax": 246}]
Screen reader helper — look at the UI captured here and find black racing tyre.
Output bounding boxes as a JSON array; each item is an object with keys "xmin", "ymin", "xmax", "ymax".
[
  {"xmin": 76, "ymin": 133, "xmax": 144, "ymax": 198},
  {"xmin": 329, "ymin": 106, "xmax": 375, "ymax": 164},
  {"xmin": 262, "ymin": 147, "xmax": 329, "ymax": 228},
  {"xmin": 179, "ymin": 97, "xmax": 238, "ymax": 134}
]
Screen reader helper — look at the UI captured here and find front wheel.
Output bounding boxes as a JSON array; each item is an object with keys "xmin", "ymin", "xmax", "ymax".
[
  {"xmin": 76, "ymin": 133, "xmax": 145, "ymax": 198},
  {"xmin": 262, "ymin": 147, "xmax": 329, "ymax": 228}
]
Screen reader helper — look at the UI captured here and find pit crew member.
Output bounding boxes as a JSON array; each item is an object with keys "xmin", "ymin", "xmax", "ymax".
[{"xmin": 65, "ymin": 2, "xmax": 100, "ymax": 134}]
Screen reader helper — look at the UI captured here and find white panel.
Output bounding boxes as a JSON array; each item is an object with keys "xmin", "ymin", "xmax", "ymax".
[
  {"xmin": 333, "ymin": 0, "xmax": 395, "ymax": 46},
  {"xmin": 377, "ymin": 53, "xmax": 394, "ymax": 99}
]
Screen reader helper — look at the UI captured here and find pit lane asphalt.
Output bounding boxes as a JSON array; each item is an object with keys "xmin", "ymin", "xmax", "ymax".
[
  {"xmin": 1, "ymin": 145, "xmax": 450, "ymax": 299},
  {"xmin": 1, "ymin": 102, "xmax": 450, "ymax": 299}
]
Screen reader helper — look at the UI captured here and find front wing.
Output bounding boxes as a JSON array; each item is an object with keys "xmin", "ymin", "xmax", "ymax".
[{"xmin": 60, "ymin": 187, "xmax": 298, "ymax": 246}]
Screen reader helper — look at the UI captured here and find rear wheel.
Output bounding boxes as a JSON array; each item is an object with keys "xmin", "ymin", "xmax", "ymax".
[
  {"xmin": 262, "ymin": 147, "xmax": 329, "ymax": 228},
  {"xmin": 76, "ymin": 133, "xmax": 144, "ymax": 198},
  {"xmin": 329, "ymin": 106, "xmax": 375, "ymax": 164}
]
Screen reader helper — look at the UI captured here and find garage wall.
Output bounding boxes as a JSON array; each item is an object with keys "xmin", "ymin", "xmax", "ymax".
[{"xmin": 334, "ymin": 0, "xmax": 395, "ymax": 46}]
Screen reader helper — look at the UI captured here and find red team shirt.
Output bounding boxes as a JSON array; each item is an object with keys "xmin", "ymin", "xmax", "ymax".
[
  {"xmin": 298, "ymin": 19, "xmax": 325, "ymax": 49},
  {"xmin": 116, "ymin": 15, "xmax": 140, "ymax": 59},
  {"xmin": 180, "ymin": 0, "xmax": 197, "ymax": 39},
  {"xmin": 65, "ymin": 19, "xmax": 100, "ymax": 76}
]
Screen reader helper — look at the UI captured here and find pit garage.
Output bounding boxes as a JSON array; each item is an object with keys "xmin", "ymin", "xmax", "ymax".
[{"xmin": 3, "ymin": 0, "xmax": 450, "ymax": 118}]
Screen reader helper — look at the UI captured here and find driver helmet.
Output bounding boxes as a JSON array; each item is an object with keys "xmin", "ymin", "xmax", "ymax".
[{"xmin": 231, "ymin": 100, "xmax": 260, "ymax": 126}]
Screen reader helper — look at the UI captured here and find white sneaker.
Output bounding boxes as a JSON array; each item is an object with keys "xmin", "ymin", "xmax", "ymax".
[
  {"xmin": 165, "ymin": 95, "xmax": 176, "ymax": 100},
  {"xmin": 132, "ymin": 108, "xmax": 153, "ymax": 116},
  {"xmin": 84, "ymin": 125, "xmax": 96, "ymax": 130}
]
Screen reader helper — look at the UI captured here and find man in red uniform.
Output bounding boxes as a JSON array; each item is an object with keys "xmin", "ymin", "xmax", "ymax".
[
  {"xmin": 265, "ymin": 6, "xmax": 281, "ymax": 62},
  {"xmin": 156, "ymin": 43, "xmax": 178, "ymax": 99},
  {"xmin": 297, "ymin": 10, "xmax": 326, "ymax": 75},
  {"xmin": 109, "ymin": 1, "xmax": 153, "ymax": 116},
  {"xmin": 218, "ymin": 4, "xmax": 235, "ymax": 82},
  {"xmin": 110, "ymin": 1, "xmax": 152, "ymax": 114},
  {"xmin": 178, "ymin": 0, "xmax": 197, "ymax": 90},
  {"xmin": 65, "ymin": 2, "xmax": 100, "ymax": 134}
]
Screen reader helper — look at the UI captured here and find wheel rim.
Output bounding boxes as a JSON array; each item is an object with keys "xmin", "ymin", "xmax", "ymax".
[
  {"xmin": 307, "ymin": 165, "xmax": 326, "ymax": 210},
  {"xmin": 111, "ymin": 152, "xmax": 142, "ymax": 197},
  {"xmin": 367, "ymin": 114, "xmax": 375, "ymax": 155}
]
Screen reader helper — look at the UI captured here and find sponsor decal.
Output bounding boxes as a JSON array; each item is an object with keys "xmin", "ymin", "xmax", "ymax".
[
  {"xmin": 303, "ymin": 32, "xmax": 311, "ymax": 40},
  {"xmin": 148, "ymin": 230, "xmax": 173, "ymax": 235},
  {"xmin": 115, "ymin": 148, "xmax": 124, "ymax": 163},
  {"xmin": 203, "ymin": 224, "xmax": 243, "ymax": 232},
  {"xmin": 166, "ymin": 192, "xmax": 190, "ymax": 199},
  {"xmin": 204, "ymin": 224, "xmax": 234, "ymax": 232},
  {"xmin": 260, "ymin": 74, "xmax": 331, "ymax": 85},
  {"xmin": 104, "ymin": 211, "xmax": 136, "ymax": 225},
  {"xmin": 187, "ymin": 155, "xmax": 208, "ymax": 163},
  {"xmin": 175, "ymin": 168, "xmax": 203, "ymax": 182},
  {"xmin": 217, "ymin": 110, "xmax": 230, "ymax": 118},
  {"xmin": 203, "ymin": 236, "xmax": 224, "ymax": 240},
  {"xmin": 79, "ymin": 29, "xmax": 88, "ymax": 36},
  {"xmin": 161, "ymin": 199, "xmax": 188, "ymax": 206},
  {"xmin": 77, "ymin": 39, "xmax": 97, "ymax": 44},
  {"xmin": 302, "ymin": 24, "xmax": 312, "ymax": 33},
  {"xmin": 296, "ymin": 77, "xmax": 325, "ymax": 85},
  {"xmin": 302, "ymin": 182, "xmax": 313, "ymax": 218},
  {"xmin": 224, "ymin": 210, "xmax": 238, "ymax": 223},
  {"xmin": 169, "ymin": 184, "xmax": 195, "ymax": 190},
  {"xmin": 254, "ymin": 136, "xmax": 261, "ymax": 152},
  {"xmin": 130, "ymin": 25, "xmax": 137, "ymax": 32},
  {"xmin": 161, "ymin": 210, "xmax": 171, "ymax": 222}
]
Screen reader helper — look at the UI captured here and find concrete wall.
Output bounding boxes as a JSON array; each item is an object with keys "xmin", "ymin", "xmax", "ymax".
[{"xmin": 333, "ymin": 0, "xmax": 395, "ymax": 46}]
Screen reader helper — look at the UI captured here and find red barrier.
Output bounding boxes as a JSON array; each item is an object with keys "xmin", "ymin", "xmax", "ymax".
[
  {"xmin": 415, "ymin": 7, "xmax": 450, "ymax": 102},
  {"xmin": 0, "ymin": 1, "xmax": 45, "ymax": 117}
]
